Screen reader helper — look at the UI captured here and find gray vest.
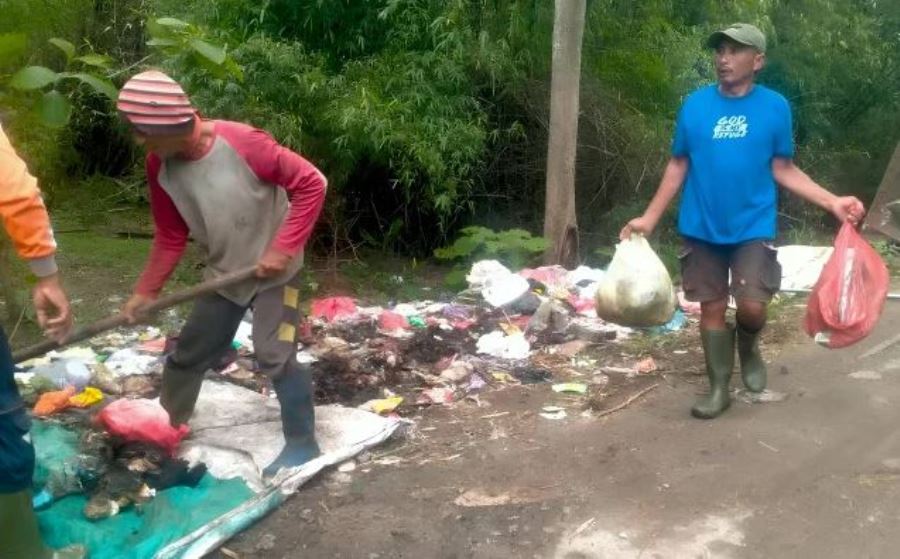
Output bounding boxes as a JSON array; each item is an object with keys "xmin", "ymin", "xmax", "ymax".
[{"xmin": 159, "ymin": 138, "xmax": 303, "ymax": 305}]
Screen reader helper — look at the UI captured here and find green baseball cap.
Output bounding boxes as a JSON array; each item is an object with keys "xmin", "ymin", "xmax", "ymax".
[{"xmin": 706, "ymin": 23, "xmax": 766, "ymax": 53}]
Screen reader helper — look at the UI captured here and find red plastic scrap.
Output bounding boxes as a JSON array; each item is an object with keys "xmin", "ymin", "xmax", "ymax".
[
  {"xmin": 379, "ymin": 310, "xmax": 410, "ymax": 330},
  {"xmin": 567, "ymin": 294, "xmax": 595, "ymax": 315},
  {"xmin": 519, "ymin": 266, "xmax": 569, "ymax": 289},
  {"xmin": 310, "ymin": 296, "xmax": 358, "ymax": 322},
  {"xmin": 97, "ymin": 399, "xmax": 190, "ymax": 455}
]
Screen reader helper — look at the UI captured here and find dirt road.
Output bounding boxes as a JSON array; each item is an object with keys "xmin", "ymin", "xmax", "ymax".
[{"xmin": 214, "ymin": 304, "xmax": 900, "ymax": 559}]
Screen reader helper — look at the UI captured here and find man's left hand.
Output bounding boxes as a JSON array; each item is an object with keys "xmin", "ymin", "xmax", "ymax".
[
  {"xmin": 830, "ymin": 196, "xmax": 866, "ymax": 226},
  {"xmin": 33, "ymin": 274, "xmax": 73, "ymax": 342},
  {"xmin": 256, "ymin": 247, "xmax": 293, "ymax": 278}
]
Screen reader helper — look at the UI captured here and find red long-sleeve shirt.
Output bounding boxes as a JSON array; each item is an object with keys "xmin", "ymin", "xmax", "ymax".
[{"xmin": 135, "ymin": 121, "xmax": 326, "ymax": 297}]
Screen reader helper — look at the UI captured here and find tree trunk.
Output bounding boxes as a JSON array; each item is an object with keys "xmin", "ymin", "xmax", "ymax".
[{"xmin": 542, "ymin": 0, "xmax": 586, "ymax": 267}]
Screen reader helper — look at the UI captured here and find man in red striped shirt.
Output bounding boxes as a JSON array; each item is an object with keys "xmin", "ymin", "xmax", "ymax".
[{"xmin": 117, "ymin": 71, "xmax": 327, "ymax": 478}]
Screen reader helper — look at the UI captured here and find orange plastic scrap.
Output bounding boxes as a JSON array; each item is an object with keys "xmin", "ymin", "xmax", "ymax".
[{"xmin": 34, "ymin": 386, "xmax": 76, "ymax": 417}]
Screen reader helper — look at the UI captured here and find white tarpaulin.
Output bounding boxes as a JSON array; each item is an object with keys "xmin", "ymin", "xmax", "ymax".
[
  {"xmin": 777, "ymin": 245, "xmax": 834, "ymax": 291},
  {"xmin": 154, "ymin": 381, "xmax": 402, "ymax": 558}
]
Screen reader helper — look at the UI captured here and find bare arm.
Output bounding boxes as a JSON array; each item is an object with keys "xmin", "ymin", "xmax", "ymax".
[
  {"xmin": 772, "ymin": 157, "xmax": 865, "ymax": 224},
  {"xmin": 620, "ymin": 156, "xmax": 689, "ymax": 239}
]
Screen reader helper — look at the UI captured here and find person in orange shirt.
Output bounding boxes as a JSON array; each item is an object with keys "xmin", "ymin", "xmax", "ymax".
[{"xmin": 0, "ymin": 123, "xmax": 81, "ymax": 558}]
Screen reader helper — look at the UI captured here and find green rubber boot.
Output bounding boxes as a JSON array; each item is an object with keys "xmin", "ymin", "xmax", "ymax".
[
  {"xmin": 691, "ymin": 328, "xmax": 735, "ymax": 420},
  {"xmin": 737, "ymin": 325, "xmax": 767, "ymax": 393}
]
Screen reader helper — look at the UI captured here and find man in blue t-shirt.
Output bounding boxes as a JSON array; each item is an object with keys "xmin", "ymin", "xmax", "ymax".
[{"xmin": 621, "ymin": 23, "xmax": 865, "ymax": 419}]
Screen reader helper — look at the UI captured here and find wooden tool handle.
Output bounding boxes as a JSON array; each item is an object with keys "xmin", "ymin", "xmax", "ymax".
[{"xmin": 13, "ymin": 267, "xmax": 258, "ymax": 363}]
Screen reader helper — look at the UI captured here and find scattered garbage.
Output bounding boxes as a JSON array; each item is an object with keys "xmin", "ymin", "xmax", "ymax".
[
  {"xmin": 439, "ymin": 361, "xmax": 474, "ymax": 383},
  {"xmin": 378, "ymin": 310, "xmax": 410, "ymax": 332},
  {"xmin": 310, "ymin": 296, "xmax": 358, "ymax": 322},
  {"xmin": 360, "ymin": 395, "xmax": 404, "ymax": 415},
  {"xmin": 513, "ymin": 366, "xmax": 552, "ymax": 384},
  {"xmin": 527, "ymin": 300, "xmax": 571, "ymax": 335},
  {"xmin": 104, "ymin": 348, "xmax": 159, "ymax": 377},
  {"xmin": 634, "ymin": 357, "xmax": 658, "ymax": 374},
  {"xmin": 32, "ymin": 359, "xmax": 92, "ymax": 391},
  {"xmin": 540, "ymin": 406, "xmax": 568, "ymax": 420},
  {"xmin": 69, "ymin": 387, "xmax": 103, "ymax": 408},
  {"xmin": 477, "ymin": 331, "xmax": 530, "ymax": 360},
  {"xmin": 467, "ymin": 260, "xmax": 512, "ymax": 289},
  {"xmin": 34, "ymin": 387, "xmax": 76, "ymax": 417},
  {"xmin": 466, "ymin": 374, "xmax": 487, "ymax": 393},
  {"xmin": 482, "ymin": 272, "xmax": 531, "ymax": 308},
  {"xmin": 552, "ymin": 383, "xmax": 588, "ymax": 395},
  {"xmin": 647, "ymin": 309, "xmax": 688, "ymax": 334},
  {"xmin": 595, "ymin": 235, "xmax": 677, "ymax": 327},
  {"xmin": 520, "ymin": 265, "xmax": 569, "ymax": 292},
  {"xmin": 417, "ymin": 387, "xmax": 455, "ymax": 406}
]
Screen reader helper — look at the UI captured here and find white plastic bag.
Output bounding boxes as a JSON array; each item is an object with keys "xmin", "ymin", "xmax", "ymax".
[{"xmin": 595, "ymin": 235, "xmax": 676, "ymax": 327}]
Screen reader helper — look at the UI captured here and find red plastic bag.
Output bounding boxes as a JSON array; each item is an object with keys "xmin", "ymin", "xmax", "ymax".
[
  {"xmin": 310, "ymin": 296, "xmax": 358, "ymax": 322},
  {"xmin": 378, "ymin": 310, "xmax": 409, "ymax": 331},
  {"xmin": 97, "ymin": 399, "xmax": 190, "ymax": 455},
  {"xmin": 804, "ymin": 223, "xmax": 889, "ymax": 348}
]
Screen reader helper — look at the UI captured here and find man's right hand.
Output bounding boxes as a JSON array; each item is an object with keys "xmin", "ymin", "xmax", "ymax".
[
  {"xmin": 122, "ymin": 293, "xmax": 156, "ymax": 324},
  {"xmin": 619, "ymin": 216, "xmax": 656, "ymax": 240}
]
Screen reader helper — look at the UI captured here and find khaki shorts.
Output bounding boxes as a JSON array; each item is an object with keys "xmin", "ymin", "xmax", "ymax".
[{"xmin": 679, "ymin": 238, "xmax": 782, "ymax": 303}]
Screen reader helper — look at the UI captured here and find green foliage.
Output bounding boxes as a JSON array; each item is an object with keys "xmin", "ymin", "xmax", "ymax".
[
  {"xmin": 435, "ymin": 226, "xmax": 547, "ymax": 267},
  {"xmin": 0, "ymin": 33, "xmax": 27, "ymax": 66},
  {"xmin": 4, "ymin": 38, "xmax": 116, "ymax": 128},
  {"xmin": 146, "ymin": 16, "xmax": 243, "ymax": 81},
  {"xmin": 0, "ymin": 0, "xmax": 897, "ymax": 264}
]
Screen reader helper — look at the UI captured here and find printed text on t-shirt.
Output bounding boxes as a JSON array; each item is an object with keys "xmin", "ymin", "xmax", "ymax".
[{"xmin": 712, "ymin": 115, "xmax": 748, "ymax": 140}]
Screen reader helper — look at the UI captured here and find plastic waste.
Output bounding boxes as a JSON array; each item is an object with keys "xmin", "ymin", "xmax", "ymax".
[
  {"xmin": 378, "ymin": 311, "xmax": 410, "ymax": 331},
  {"xmin": 566, "ymin": 265, "xmax": 606, "ymax": 288},
  {"xmin": 439, "ymin": 361, "xmax": 474, "ymax": 383},
  {"xmin": 482, "ymin": 272, "xmax": 530, "ymax": 308},
  {"xmin": 232, "ymin": 318, "xmax": 254, "ymax": 351},
  {"xmin": 503, "ymin": 291, "xmax": 542, "ymax": 314},
  {"xmin": 97, "ymin": 399, "xmax": 190, "ymax": 455},
  {"xmin": 551, "ymin": 383, "xmax": 588, "ymax": 394},
  {"xmin": 34, "ymin": 387, "xmax": 76, "ymax": 416},
  {"xmin": 90, "ymin": 363, "xmax": 122, "ymax": 395},
  {"xmin": 310, "ymin": 297, "xmax": 358, "ymax": 322},
  {"xmin": 539, "ymin": 406, "xmax": 567, "ymax": 420},
  {"xmin": 595, "ymin": 235, "xmax": 676, "ymax": 327},
  {"xmin": 527, "ymin": 300, "xmax": 571, "ymax": 334},
  {"xmin": 804, "ymin": 222, "xmax": 889, "ymax": 348},
  {"xmin": 467, "ymin": 260, "xmax": 512, "ymax": 289},
  {"xmin": 359, "ymin": 395, "xmax": 404, "ymax": 415},
  {"xmin": 69, "ymin": 387, "xmax": 103, "ymax": 408},
  {"xmin": 32, "ymin": 359, "xmax": 92, "ymax": 391},
  {"xmin": 416, "ymin": 387, "xmax": 455, "ymax": 405},
  {"xmin": 519, "ymin": 265, "xmax": 569, "ymax": 291},
  {"xmin": 476, "ymin": 331, "xmax": 530, "ymax": 360},
  {"xmin": 104, "ymin": 349, "xmax": 158, "ymax": 377}
]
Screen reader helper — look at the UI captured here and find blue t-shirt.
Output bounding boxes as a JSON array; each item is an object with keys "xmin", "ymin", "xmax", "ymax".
[{"xmin": 673, "ymin": 84, "xmax": 794, "ymax": 244}]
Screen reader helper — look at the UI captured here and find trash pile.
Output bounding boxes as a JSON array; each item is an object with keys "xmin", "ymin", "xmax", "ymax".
[
  {"xmin": 15, "ymin": 258, "xmax": 694, "ymax": 439},
  {"xmin": 297, "ymin": 259, "xmax": 692, "ymax": 414}
]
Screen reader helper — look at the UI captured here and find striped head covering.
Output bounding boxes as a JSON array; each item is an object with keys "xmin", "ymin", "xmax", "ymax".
[{"xmin": 117, "ymin": 71, "xmax": 196, "ymax": 136}]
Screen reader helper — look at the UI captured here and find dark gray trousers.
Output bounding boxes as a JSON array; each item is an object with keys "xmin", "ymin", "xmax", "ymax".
[{"xmin": 160, "ymin": 272, "xmax": 310, "ymax": 427}]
